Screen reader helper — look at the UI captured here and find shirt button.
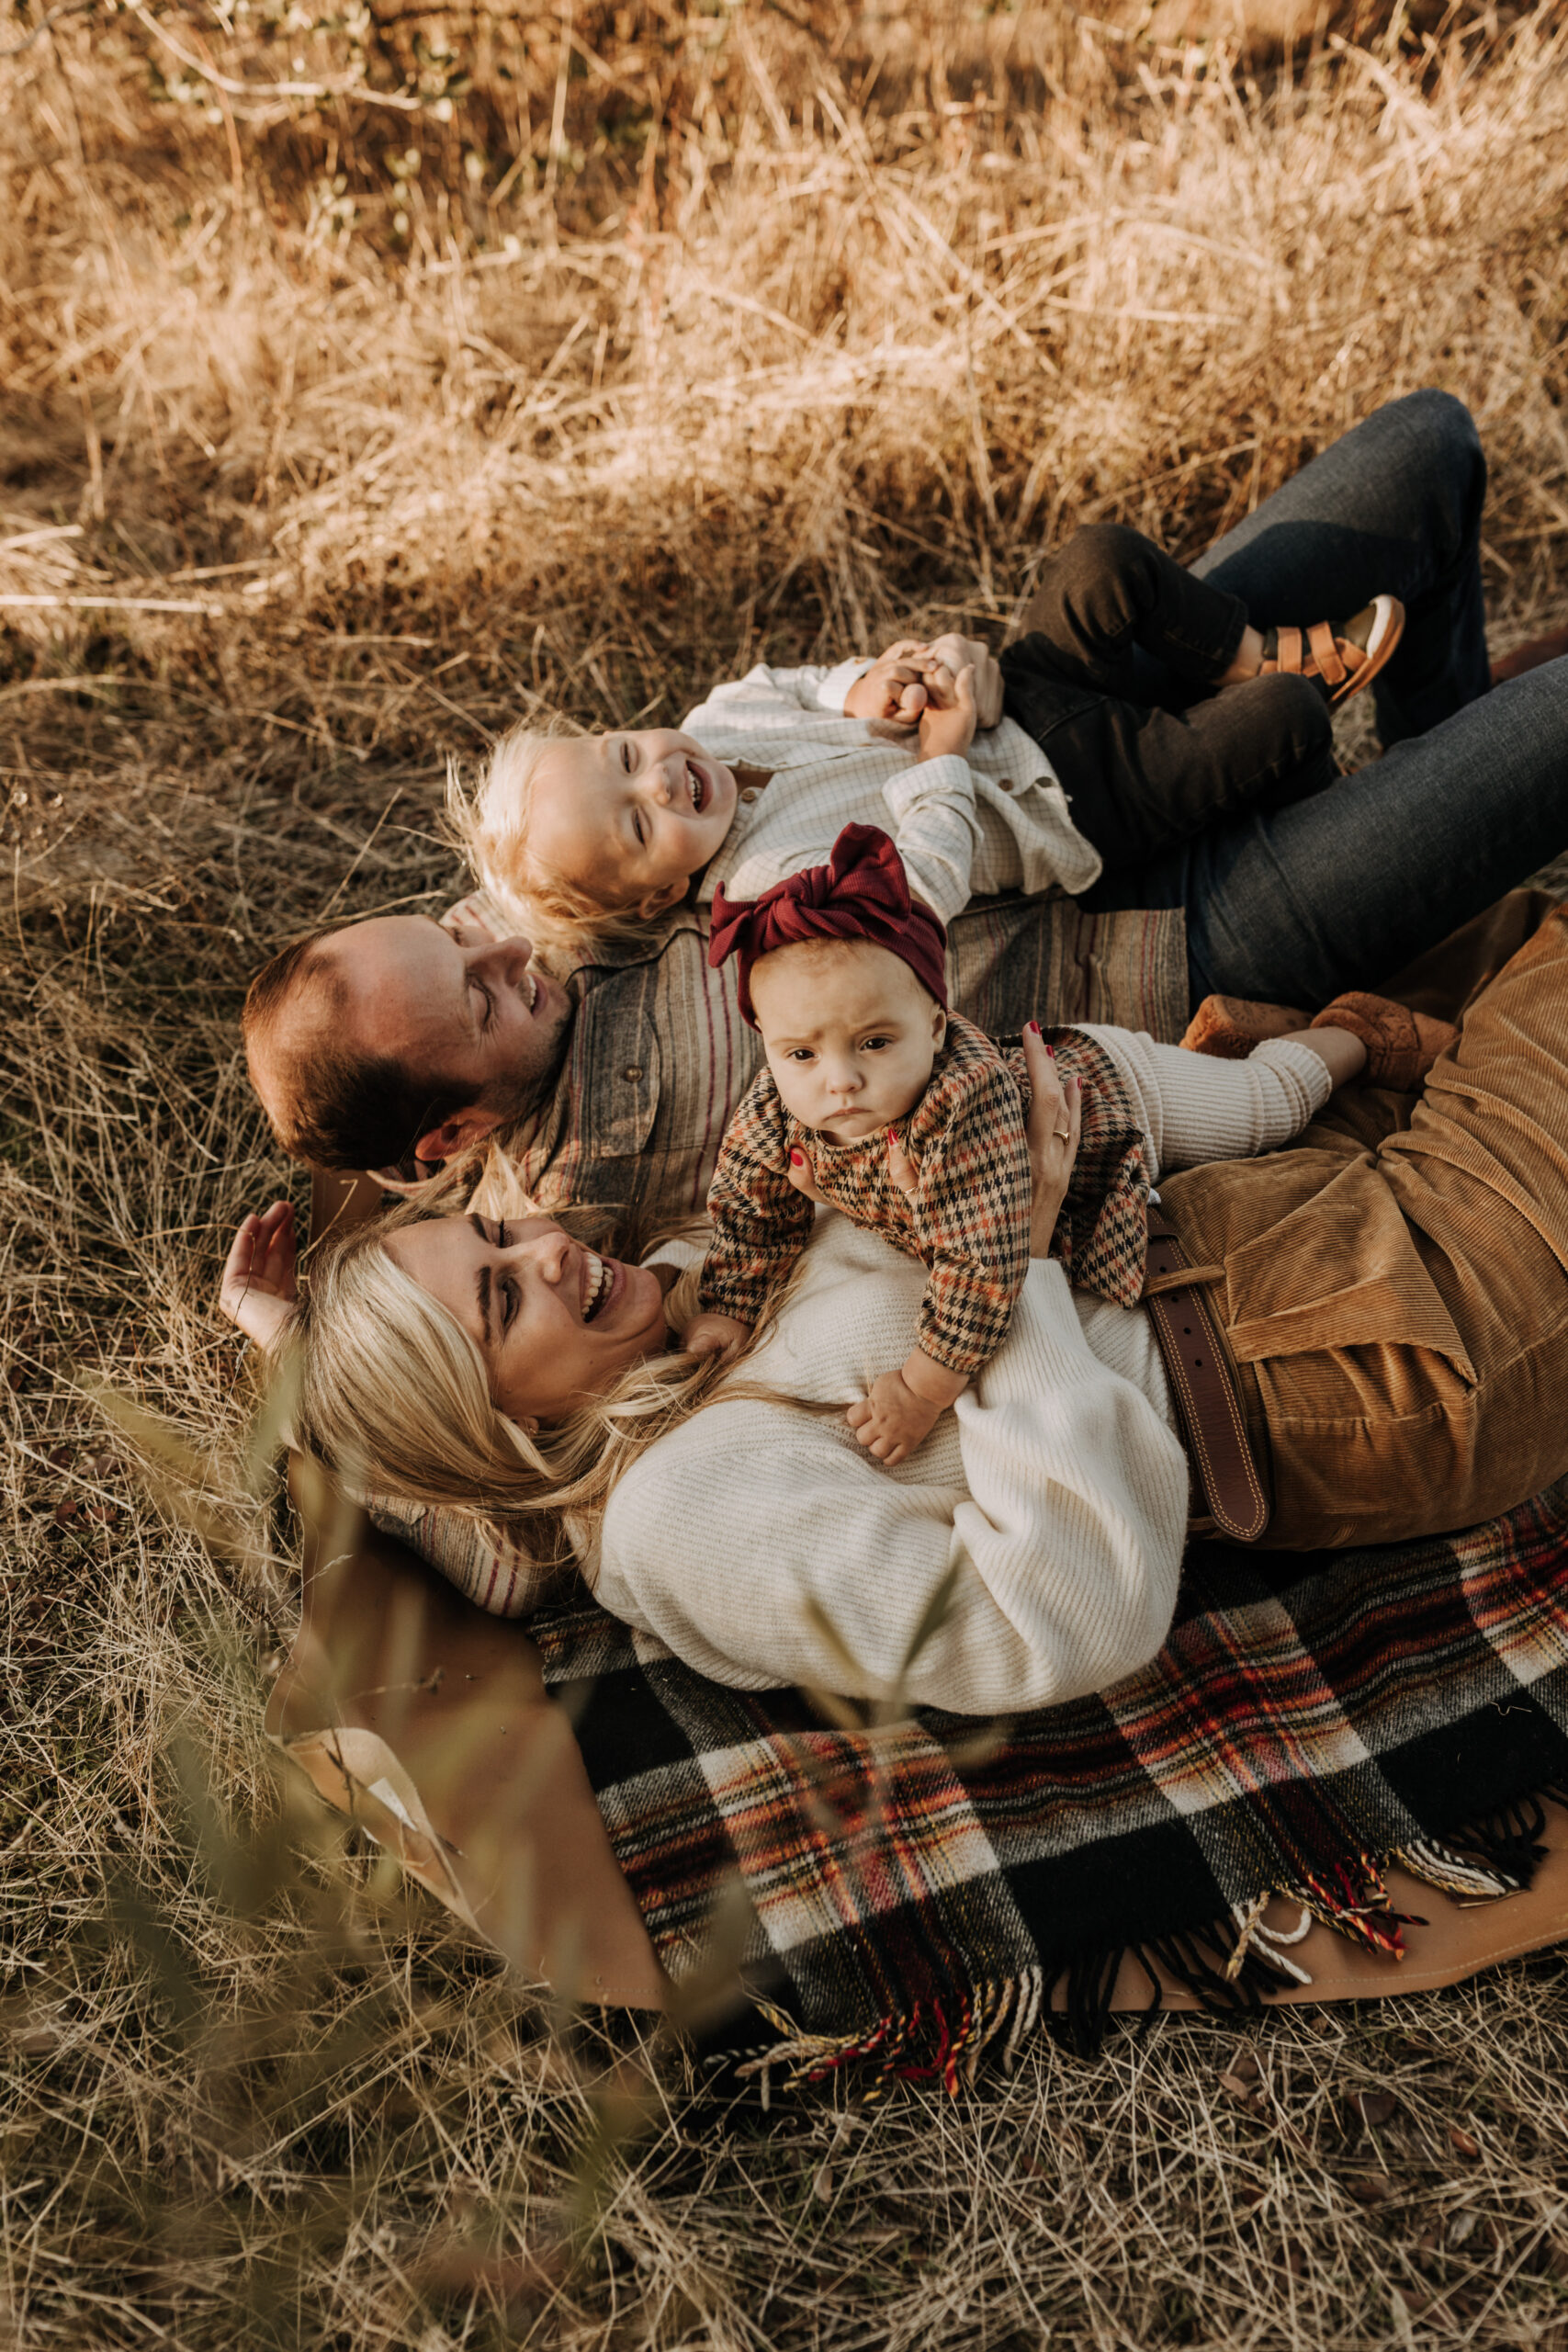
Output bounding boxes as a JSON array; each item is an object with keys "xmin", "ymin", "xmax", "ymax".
[
  {"xmin": 739, "ymin": 787, "xmax": 759, "ymax": 804},
  {"xmin": 623, "ymin": 1064, "xmax": 644, "ymax": 1083}
]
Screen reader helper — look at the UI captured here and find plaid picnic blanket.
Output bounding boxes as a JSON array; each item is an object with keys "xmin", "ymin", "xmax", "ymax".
[{"xmin": 529, "ymin": 1479, "xmax": 1568, "ymax": 2091}]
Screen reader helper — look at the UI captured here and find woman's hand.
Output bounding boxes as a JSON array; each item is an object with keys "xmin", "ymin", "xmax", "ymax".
[
  {"xmin": 220, "ymin": 1201, "xmax": 299, "ymax": 1351},
  {"xmin": 1021, "ymin": 1023, "xmax": 1083, "ymax": 1258},
  {"xmin": 786, "ymin": 1129, "xmax": 919, "ymax": 1206}
]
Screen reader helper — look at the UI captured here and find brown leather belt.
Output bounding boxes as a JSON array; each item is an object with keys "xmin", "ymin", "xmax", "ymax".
[{"xmin": 1142, "ymin": 1202, "xmax": 1270, "ymax": 1544}]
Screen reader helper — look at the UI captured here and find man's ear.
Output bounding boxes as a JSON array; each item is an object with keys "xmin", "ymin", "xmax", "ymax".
[
  {"xmin": 502, "ymin": 1411, "xmax": 540, "ymax": 1443},
  {"xmin": 414, "ymin": 1102, "xmax": 502, "ymax": 1168}
]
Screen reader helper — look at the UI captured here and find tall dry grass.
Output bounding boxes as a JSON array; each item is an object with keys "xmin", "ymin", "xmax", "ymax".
[{"xmin": 6, "ymin": 3, "xmax": 1568, "ymax": 2345}]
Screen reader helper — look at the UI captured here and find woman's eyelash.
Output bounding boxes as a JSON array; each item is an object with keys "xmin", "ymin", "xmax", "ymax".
[{"xmin": 501, "ymin": 1277, "xmax": 518, "ymax": 1332}]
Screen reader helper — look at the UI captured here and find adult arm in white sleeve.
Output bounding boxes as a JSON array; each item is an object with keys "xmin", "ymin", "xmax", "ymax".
[
  {"xmin": 595, "ymin": 1257, "xmax": 1188, "ymax": 1714},
  {"xmin": 1076, "ymin": 1026, "xmax": 1333, "ymax": 1181}
]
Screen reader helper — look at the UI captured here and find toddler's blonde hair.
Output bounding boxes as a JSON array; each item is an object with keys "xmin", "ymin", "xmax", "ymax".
[{"xmin": 446, "ymin": 719, "xmax": 678, "ymax": 958}]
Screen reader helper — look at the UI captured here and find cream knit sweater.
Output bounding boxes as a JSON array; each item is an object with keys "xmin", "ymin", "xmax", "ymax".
[{"xmin": 594, "ymin": 1030, "xmax": 1331, "ymax": 1715}]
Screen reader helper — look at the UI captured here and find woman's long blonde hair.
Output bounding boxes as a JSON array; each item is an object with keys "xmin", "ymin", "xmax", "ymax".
[
  {"xmin": 445, "ymin": 727, "xmax": 680, "ymax": 960},
  {"xmin": 277, "ymin": 1168, "xmax": 744, "ymax": 1571}
]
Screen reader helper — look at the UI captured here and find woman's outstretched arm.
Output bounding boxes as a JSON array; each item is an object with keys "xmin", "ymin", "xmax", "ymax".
[{"xmin": 219, "ymin": 1200, "xmax": 298, "ymax": 1350}]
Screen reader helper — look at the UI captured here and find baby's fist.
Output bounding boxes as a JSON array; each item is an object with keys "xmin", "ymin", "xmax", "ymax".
[
  {"xmin": 844, "ymin": 1367, "xmax": 944, "ymax": 1467},
  {"xmin": 684, "ymin": 1310, "xmax": 751, "ymax": 1364}
]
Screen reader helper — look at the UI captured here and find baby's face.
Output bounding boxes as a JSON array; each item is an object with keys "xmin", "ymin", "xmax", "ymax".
[
  {"xmin": 750, "ymin": 941, "xmax": 946, "ymax": 1142},
  {"xmin": 530, "ymin": 729, "xmax": 737, "ymax": 915}
]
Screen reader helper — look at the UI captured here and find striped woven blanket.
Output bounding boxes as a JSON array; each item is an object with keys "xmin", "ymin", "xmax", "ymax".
[{"xmin": 529, "ymin": 1479, "xmax": 1568, "ymax": 2092}]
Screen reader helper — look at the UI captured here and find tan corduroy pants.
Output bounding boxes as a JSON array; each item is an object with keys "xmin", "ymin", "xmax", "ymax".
[{"xmin": 1162, "ymin": 898, "xmax": 1568, "ymax": 1550}]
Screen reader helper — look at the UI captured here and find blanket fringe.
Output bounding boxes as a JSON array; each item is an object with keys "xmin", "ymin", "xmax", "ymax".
[
  {"xmin": 1394, "ymin": 1792, "xmax": 1551, "ymax": 1894},
  {"xmin": 727, "ymin": 1782, "xmax": 1568, "ymax": 2100}
]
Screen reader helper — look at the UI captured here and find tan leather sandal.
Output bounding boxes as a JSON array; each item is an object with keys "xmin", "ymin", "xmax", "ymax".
[
  {"xmin": 1309, "ymin": 992, "xmax": 1458, "ymax": 1091},
  {"xmin": 1258, "ymin": 594, "xmax": 1404, "ymax": 706}
]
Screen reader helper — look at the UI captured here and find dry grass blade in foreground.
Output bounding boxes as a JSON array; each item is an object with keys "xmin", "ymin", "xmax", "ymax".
[{"xmin": 5, "ymin": 2, "xmax": 1568, "ymax": 2344}]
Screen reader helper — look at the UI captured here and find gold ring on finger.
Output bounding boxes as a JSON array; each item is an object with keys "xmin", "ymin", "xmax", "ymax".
[{"xmin": 1053, "ymin": 1125, "xmax": 1072, "ymax": 1142}]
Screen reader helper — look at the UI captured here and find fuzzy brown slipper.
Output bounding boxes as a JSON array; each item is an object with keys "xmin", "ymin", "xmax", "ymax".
[
  {"xmin": 1180, "ymin": 994, "xmax": 1313, "ymax": 1060},
  {"xmin": 1309, "ymin": 992, "xmax": 1459, "ymax": 1091}
]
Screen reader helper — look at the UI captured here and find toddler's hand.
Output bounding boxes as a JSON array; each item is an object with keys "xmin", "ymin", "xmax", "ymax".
[
  {"xmin": 845, "ymin": 1366, "xmax": 946, "ymax": 1466},
  {"xmin": 916, "ymin": 663, "xmax": 978, "ymax": 763},
  {"xmin": 684, "ymin": 1311, "xmax": 751, "ymax": 1364},
  {"xmin": 439, "ymin": 892, "xmax": 504, "ymax": 947},
  {"xmin": 844, "ymin": 640, "xmax": 932, "ymax": 728}
]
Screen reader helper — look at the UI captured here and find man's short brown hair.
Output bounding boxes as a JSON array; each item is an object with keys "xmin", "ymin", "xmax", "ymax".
[{"xmin": 243, "ymin": 928, "xmax": 479, "ymax": 1172}]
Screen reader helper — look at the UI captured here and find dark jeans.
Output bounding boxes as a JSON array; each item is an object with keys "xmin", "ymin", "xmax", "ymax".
[
  {"xmin": 1071, "ymin": 390, "xmax": 1567, "ymax": 1010},
  {"xmin": 1000, "ymin": 522, "xmax": 1335, "ymax": 869}
]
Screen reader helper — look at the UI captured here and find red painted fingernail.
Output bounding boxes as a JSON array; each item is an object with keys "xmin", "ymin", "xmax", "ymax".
[
  {"xmin": 1046, "ymin": 1045, "xmax": 1055, "ymax": 1058},
  {"xmin": 789, "ymin": 1148, "xmax": 804, "ymax": 1165},
  {"xmin": 1027, "ymin": 1020, "xmax": 1041, "ymax": 1035}
]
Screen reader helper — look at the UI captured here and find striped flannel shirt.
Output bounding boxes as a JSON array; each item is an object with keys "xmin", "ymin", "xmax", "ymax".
[
  {"xmin": 502, "ymin": 900, "xmax": 1188, "ymax": 1226},
  {"xmin": 684, "ymin": 660, "xmax": 1103, "ymax": 925},
  {"xmin": 698, "ymin": 1014, "xmax": 1155, "ymax": 1377}
]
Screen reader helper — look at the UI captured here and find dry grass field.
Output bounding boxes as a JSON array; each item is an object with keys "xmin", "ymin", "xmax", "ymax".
[{"xmin": 6, "ymin": 1, "xmax": 1568, "ymax": 2344}]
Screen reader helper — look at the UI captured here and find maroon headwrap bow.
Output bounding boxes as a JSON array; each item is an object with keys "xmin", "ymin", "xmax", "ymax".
[{"xmin": 708, "ymin": 822, "xmax": 950, "ymax": 1027}]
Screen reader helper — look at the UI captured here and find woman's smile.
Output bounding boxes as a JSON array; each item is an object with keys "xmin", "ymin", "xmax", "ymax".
[{"xmin": 384, "ymin": 1212, "xmax": 666, "ymax": 1421}]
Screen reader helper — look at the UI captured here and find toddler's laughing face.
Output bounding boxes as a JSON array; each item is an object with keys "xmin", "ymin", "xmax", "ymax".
[{"xmin": 528, "ymin": 729, "xmax": 738, "ymax": 918}]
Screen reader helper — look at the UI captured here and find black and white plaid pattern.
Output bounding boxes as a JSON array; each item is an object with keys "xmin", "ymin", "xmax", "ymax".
[{"xmin": 532, "ymin": 1481, "xmax": 1568, "ymax": 2082}]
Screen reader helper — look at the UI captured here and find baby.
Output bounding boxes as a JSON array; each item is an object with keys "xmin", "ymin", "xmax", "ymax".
[
  {"xmin": 449, "ymin": 525, "xmax": 1404, "ymax": 956},
  {"xmin": 684, "ymin": 822, "xmax": 1443, "ymax": 1468},
  {"xmin": 685, "ymin": 822, "xmax": 1159, "ymax": 1467}
]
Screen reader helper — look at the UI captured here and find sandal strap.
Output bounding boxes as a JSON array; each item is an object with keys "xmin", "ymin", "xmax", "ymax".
[
  {"xmin": 1272, "ymin": 624, "xmax": 1306, "ymax": 675},
  {"xmin": 1308, "ymin": 617, "xmax": 1348, "ymax": 687}
]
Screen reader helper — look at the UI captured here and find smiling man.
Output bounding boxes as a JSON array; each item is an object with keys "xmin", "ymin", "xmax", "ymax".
[{"xmin": 243, "ymin": 915, "xmax": 574, "ymax": 1173}]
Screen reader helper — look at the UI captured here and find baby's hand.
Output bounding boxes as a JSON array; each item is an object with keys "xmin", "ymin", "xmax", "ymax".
[
  {"xmin": 684, "ymin": 1311, "xmax": 751, "ymax": 1364},
  {"xmin": 846, "ymin": 1367, "xmax": 946, "ymax": 1466}
]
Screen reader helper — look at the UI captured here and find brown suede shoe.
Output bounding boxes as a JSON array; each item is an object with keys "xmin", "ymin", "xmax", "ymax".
[
  {"xmin": 1309, "ymin": 992, "xmax": 1459, "ymax": 1091},
  {"xmin": 1180, "ymin": 993, "xmax": 1313, "ymax": 1060}
]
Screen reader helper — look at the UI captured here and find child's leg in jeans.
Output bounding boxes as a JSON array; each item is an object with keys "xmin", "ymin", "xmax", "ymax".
[
  {"xmin": 1011, "ymin": 522, "xmax": 1251, "ymax": 694},
  {"xmin": 1000, "ymin": 523, "xmax": 1336, "ymax": 870},
  {"xmin": 1019, "ymin": 674, "xmax": 1337, "ymax": 871}
]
